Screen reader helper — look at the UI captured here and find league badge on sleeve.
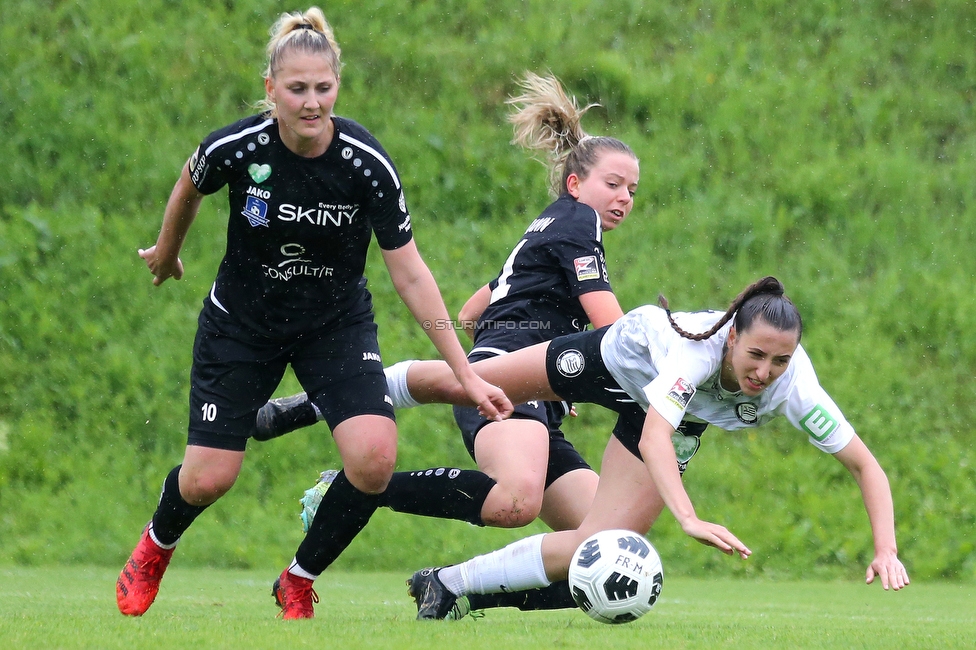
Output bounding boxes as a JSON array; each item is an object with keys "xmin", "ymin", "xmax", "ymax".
[
  {"xmin": 665, "ymin": 378, "xmax": 695, "ymax": 410},
  {"xmin": 574, "ymin": 256, "xmax": 600, "ymax": 281}
]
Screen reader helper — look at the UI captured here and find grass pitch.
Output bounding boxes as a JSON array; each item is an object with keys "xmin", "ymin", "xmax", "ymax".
[{"xmin": 0, "ymin": 567, "xmax": 972, "ymax": 649}]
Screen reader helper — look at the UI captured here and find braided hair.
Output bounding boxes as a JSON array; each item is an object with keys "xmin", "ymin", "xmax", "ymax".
[{"xmin": 657, "ymin": 277, "xmax": 802, "ymax": 342}]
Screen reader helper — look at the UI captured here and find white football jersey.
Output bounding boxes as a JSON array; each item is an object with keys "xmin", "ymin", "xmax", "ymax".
[{"xmin": 600, "ymin": 305, "xmax": 854, "ymax": 454}]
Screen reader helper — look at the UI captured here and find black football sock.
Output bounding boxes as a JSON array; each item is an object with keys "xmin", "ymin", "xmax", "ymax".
[
  {"xmin": 150, "ymin": 465, "xmax": 209, "ymax": 546},
  {"xmin": 379, "ymin": 468, "xmax": 497, "ymax": 525},
  {"xmin": 467, "ymin": 580, "xmax": 577, "ymax": 611},
  {"xmin": 294, "ymin": 469, "xmax": 381, "ymax": 576}
]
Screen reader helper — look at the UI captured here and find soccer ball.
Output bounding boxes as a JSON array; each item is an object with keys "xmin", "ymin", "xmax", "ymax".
[{"xmin": 567, "ymin": 529, "xmax": 664, "ymax": 624}]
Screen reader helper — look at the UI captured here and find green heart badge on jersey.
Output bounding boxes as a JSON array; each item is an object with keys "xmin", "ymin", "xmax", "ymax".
[{"xmin": 248, "ymin": 163, "xmax": 272, "ymax": 183}]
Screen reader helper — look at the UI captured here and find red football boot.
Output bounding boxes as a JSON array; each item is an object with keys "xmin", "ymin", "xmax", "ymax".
[{"xmin": 116, "ymin": 526, "xmax": 175, "ymax": 616}]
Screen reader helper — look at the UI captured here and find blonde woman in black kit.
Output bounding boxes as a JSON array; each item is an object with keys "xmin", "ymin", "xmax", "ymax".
[{"xmin": 116, "ymin": 6, "xmax": 509, "ymax": 620}]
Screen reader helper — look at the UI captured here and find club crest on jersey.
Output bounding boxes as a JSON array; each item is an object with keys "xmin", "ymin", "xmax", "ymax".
[
  {"xmin": 248, "ymin": 163, "xmax": 272, "ymax": 183},
  {"xmin": 665, "ymin": 378, "xmax": 695, "ymax": 410},
  {"xmin": 735, "ymin": 402, "xmax": 759, "ymax": 424},
  {"xmin": 555, "ymin": 349, "xmax": 585, "ymax": 378},
  {"xmin": 574, "ymin": 256, "xmax": 599, "ymax": 281},
  {"xmin": 242, "ymin": 196, "xmax": 270, "ymax": 227}
]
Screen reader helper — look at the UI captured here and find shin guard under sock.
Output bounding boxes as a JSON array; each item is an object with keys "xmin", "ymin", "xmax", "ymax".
[
  {"xmin": 150, "ymin": 465, "xmax": 209, "ymax": 546},
  {"xmin": 380, "ymin": 468, "xmax": 496, "ymax": 525},
  {"xmin": 293, "ymin": 470, "xmax": 381, "ymax": 576}
]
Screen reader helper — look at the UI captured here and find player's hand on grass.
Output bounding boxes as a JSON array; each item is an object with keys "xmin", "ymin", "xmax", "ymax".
[
  {"xmin": 681, "ymin": 517, "xmax": 752, "ymax": 559},
  {"xmin": 866, "ymin": 549, "xmax": 910, "ymax": 591},
  {"xmin": 138, "ymin": 246, "xmax": 184, "ymax": 286}
]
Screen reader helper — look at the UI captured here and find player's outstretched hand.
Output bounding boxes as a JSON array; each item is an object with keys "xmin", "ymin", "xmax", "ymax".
[
  {"xmin": 681, "ymin": 517, "xmax": 752, "ymax": 559},
  {"xmin": 138, "ymin": 246, "xmax": 184, "ymax": 286},
  {"xmin": 866, "ymin": 549, "xmax": 910, "ymax": 591}
]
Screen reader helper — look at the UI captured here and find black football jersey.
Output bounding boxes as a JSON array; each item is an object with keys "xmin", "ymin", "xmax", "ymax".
[
  {"xmin": 187, "ymin": 115, "xmax": 414, "ymax": 338},
  {"xmin": 473, "ymin": 194, "xmax": 613, "ymax": 353}
]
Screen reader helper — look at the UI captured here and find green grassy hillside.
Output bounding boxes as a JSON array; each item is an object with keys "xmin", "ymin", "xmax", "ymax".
[{"xmin": 1, "ymin": 0, "xmax": 974, "ymax": 581}]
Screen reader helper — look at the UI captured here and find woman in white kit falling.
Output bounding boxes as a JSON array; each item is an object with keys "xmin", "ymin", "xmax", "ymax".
[{"xmin": 392, "ymin": 276, "xmax": 909, "ymax": 618}]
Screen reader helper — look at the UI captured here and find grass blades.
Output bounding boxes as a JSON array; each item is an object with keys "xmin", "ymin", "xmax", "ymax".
[{"xmin": 0, "ymin": 567, "xmax": 972, "ymax": 649}]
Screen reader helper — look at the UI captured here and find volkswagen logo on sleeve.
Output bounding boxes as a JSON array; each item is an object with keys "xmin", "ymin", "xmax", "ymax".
[{"xmin": 556, "ymin": 349, "xmax": 585, "ymax": 378}]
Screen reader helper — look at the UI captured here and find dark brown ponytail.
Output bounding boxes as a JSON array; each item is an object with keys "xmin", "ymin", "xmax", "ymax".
[{"xmin": 658, "ymin": 276, "xmax": 802, "ymax": 342}]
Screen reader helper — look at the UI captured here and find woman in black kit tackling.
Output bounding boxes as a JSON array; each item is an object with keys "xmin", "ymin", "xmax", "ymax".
[
  {"xmin": 257, "ymin": 72, "xmax": 643, "ymax": 619},
  {"xmin": 116, "ymin": 6, "xmax": 508, "ymax": 620}
]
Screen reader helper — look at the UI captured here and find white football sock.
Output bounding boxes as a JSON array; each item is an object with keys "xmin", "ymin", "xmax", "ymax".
[
  {"xmin": 385, "ymin": 360, "xmax": 420, "ymax": 409},
  {"xmin": 440, "ymin": 534, "xmax": 550, "ymax": 596},
  {"xmin": 287, "ymin": 558, "xmax": 319, "ymax": 581}
]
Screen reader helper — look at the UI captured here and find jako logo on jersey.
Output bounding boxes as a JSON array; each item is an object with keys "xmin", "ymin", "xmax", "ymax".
[
  {"xmin": 800, "ymin": 405, "xmax": 838, "ymax": 441},
  {"xmin": 242, "ymin": 196, "xmax": 270, "ymax": 227},
  {"xmin": 362, "ymin": 352, "xmax": 381, "ymax": 362},
  {"xmin": 665, "ymin": 378, "xmax": 695, "ymax": 410},
  {"xmin": 247, "ymin": 186, "xmax": 271, "ymax": 200},
  {"xmin": 524, "ymin": 216, "xmax": 555, "ymax": 233},
  {"xmin": 278, "ymin": 204, "xmax": 359, "ymax": 227},
  {"xmin": 735, "ymin": 402, "xmax": 759, "ymax": 424},
  {"xmin": 555, "ymin": 349, "xmax": 585, "ymax": 378},
  {"xmin": 574, "ymin": 256, "xmax": 600, "ymax": 281}
]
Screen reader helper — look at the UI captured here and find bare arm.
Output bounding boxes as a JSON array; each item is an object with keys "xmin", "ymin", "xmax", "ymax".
[
  {"xmin": 578, "ymin": 290, "xmax": 625, "ymax": 329},
  {"xmin": 381, "ymin": 241, "xmax": 513, "ymax": 420},
  {"xmin": 832, "ymin": 434, "xmax": 910, "ymax": 590},
  {"xmin": 138, "ymin": 162, "xmax": 204, "ymax": 286},
  {"xmin": 637, "ymin": 407, "xmax": 751, "ymax": 558},
  {"xmin": 457, "ymin": 284, "xmax": 491, "ymax": 342}
]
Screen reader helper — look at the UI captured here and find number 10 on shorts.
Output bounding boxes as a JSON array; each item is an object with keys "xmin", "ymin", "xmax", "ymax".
[{"xmin": 201, "ymin": 403, "xmax": 218, "ymax": 422}]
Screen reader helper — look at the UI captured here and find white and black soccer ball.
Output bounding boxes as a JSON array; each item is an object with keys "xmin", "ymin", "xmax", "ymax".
[{"xmin": 567, "ymin": 529, "xmax": 664, "ymax": 624}]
